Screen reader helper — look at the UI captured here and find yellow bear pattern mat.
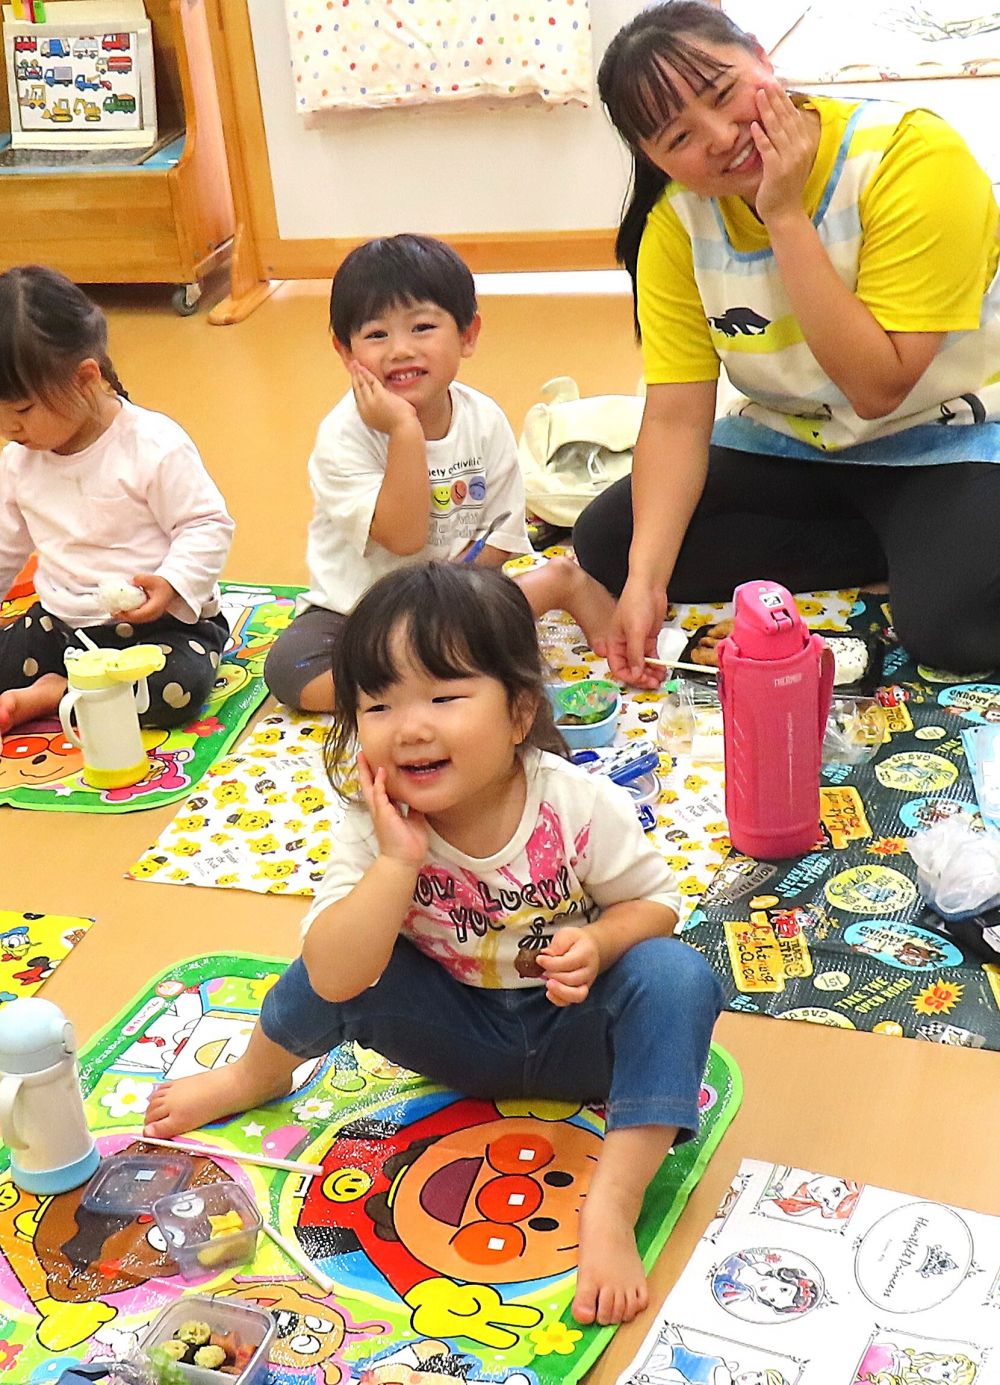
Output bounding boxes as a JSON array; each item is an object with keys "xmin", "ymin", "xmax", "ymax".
[{"xmin": 129, "ymin": 559, "xmax": 855, "ymax": 916}]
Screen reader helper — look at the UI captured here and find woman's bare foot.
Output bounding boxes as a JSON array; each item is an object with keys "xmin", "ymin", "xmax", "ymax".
[
  {"xmin": 0, "ymin": 673, "xmax": 67, "ymax": 734},
  {"xmin": 572, "ymin": 1123, "xmax": 678, "ymax": 1325},
  {"xmin": 144, "ymin": 1029, "xmax": 299, "ymax": 1138},
  {"xmin": 517, "ymin": 555, "xmax": 617, "ymax": 657}
]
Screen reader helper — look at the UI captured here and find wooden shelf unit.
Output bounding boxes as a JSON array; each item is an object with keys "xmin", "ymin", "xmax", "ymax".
[{"xmin": 0, "ymin": 0, "xmax": 233, "ymax": 307}]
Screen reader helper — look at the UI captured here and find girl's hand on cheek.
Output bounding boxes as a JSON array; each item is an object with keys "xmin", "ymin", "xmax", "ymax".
[
  {"xmin": 751, "ymin": 84, "xmax": 814, "ymax": 226},
  {"xmin": 358, "ymin": 753, "xmax": 428, "ymax": 868}
]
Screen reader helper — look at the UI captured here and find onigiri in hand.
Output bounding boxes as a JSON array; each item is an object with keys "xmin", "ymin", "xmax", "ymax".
[{"xmin": 97, "ymin": 579, "xmax": 146, "ymax": 614}]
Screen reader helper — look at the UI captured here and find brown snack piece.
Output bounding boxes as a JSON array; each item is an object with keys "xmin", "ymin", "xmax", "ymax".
[
  {"xmin": 690, "ymin": 618, "xmax": 734, "ymax": 667},
  {"xmin": 515, "ymin": 947, "xmax": 545, "ymax": 978}
]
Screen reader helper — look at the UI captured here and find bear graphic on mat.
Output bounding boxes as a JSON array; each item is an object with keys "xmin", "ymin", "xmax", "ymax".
[{"xmin": 708, "ymin": 307, "xmax": 770, "ymax": 337}]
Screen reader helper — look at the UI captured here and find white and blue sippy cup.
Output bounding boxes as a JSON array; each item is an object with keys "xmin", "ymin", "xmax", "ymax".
[{"xmin": 0, "ymin": 997, "xmax": 99, "ymax": 1194}]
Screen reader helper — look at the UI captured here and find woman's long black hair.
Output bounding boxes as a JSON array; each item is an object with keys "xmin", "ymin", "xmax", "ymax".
[{"xmin": 597, "ymin": 2, "xmax": 757, "ymax": 332}]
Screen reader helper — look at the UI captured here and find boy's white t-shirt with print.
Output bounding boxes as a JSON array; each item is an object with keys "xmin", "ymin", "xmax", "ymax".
[
  {"xmin": 301, "ymin": 381, "xmax": 533, "ymax": 616},
  {"xmin": 303, "ymin": 749, "xmax": 682, "ymax": 990}
]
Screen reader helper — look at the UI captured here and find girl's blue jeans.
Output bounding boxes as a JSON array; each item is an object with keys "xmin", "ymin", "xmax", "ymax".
[{"xmin": 262, "ymin": 935, "xmax": 724, "ymax": 1142}]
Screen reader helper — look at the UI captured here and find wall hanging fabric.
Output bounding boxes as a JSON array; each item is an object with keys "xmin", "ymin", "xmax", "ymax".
[{"xmin": 284, "ymin": 0, "xmax": 593, "ymax": 113}]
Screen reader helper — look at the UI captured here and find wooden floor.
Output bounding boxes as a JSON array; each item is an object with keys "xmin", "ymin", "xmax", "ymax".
[{"xmin": 4, "ymin": 276, "xmax": 1000, "ymax": 1379}]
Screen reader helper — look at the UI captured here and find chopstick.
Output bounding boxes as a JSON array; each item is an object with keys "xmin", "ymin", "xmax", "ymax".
[
  {"xmin": 644, "ymin": 657, "xmax": 717, "ymax": 676},
  {"xmin": 135, "ymin": 1133, "xmax": 323, "ymax": 1178},
  {"xmin": 260, "ymin": 1219, "xmax": 335, "ymax": 1293}
]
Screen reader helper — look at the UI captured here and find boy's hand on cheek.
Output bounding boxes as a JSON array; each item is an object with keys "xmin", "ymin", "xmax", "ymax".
[
  {"xmin": 537, "ymin": 927, "xmax": 600, "ymax": 1006},
  {"xmin": 358, "ymin": 752, "xmax": 427, "ymax": 868},
  {"xmin": 350, "ymin": 361, "xmax": 420, "ymax": 435}
]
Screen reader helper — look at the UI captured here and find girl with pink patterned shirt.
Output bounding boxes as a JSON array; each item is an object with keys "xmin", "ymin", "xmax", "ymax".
[{"xmin": 145, "ymin": 561, "xmax": 722, "ymax": 1328}]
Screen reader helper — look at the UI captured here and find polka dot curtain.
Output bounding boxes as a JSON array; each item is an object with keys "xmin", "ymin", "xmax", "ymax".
[{"xmin": 284, "ymin": 0, "xmax": 594, "ymax": 112}]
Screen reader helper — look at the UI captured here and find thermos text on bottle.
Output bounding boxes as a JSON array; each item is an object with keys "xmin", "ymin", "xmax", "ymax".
[
  {"xmin": 717, "ymin": 580, "xmax": 834, "ymax": 860},
  {"xmin": 0, "ymin": 997, "xmax": 99, "ymax": 1195},
  {"xmin": 58, "ymin": 643, "xmax": 166, "ymax": 790}
]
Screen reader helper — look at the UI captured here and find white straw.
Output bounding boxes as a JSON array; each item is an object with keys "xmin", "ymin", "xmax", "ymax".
[
  {"xmin": 260, "ymin": 1219, "xmax": 335, "ymax": 1294},
  {"xmin": 73, "ymin": 627, "xmax": 100, "ymax": 651},
  {"xmin": 136, "ymin": 1133, "xmax": 323, "ymax": 1178}
]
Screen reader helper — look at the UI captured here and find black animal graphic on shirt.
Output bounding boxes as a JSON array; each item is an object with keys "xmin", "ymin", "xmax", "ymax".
[{"xmin": 708, "ymin": 306, "xmax": 771, "ymax": 337}]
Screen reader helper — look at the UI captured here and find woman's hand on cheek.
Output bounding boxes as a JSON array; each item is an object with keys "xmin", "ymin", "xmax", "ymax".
[
  {"xmin": 751, "ymin": 84, "xmax": 814, "ymax": 226},
  {"xmin": 358, "ymin": 752, "xmax": 428, "ymax": 867}
]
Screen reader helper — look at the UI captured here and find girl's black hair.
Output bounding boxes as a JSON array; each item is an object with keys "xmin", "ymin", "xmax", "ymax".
[
  {"xmin": 597, "ymin": 1, "xmax": 757, "ymax": 332},
  {"xmin": 329, "ymin": 234, "xmax": 478, "ymax": 344},
  {"xmin": 325, "ymin": 562, "xmax": 568, "ymax": 799},
  {"xmin": 0, "ymin": 265, "xmax": 129, "ymax": 405}
]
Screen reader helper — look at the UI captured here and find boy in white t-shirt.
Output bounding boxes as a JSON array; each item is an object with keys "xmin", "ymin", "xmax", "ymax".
[{"xmin": 265, "ymin": 235, "xmax": 616, "ymax": 711}]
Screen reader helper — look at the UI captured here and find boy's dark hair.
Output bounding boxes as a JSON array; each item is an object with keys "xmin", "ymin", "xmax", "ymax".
[
  {"xmin": 329, "ymin": 235, "xmax": 478, "ymax": 344},
  {"xmin": 597, "ymin": 1, "xmax": 756, "ymax": 331},
  {"xmin": 0, "ymin": 264, "xmax": 129, "ymax": 406},
  {"xmin": 325, "ymin": 562, "xmax": 568, "ymax": 799}
]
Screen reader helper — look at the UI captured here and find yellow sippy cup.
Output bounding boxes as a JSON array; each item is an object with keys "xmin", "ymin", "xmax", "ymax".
[{"xmin": 58, "ymin": 644, "xmax": 167, "ymax": 789}]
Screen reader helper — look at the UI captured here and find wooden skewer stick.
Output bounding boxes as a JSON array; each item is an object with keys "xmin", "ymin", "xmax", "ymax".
[{"xmin": 643, "ymin": 657, "xmax": 718, "ymax": 676}]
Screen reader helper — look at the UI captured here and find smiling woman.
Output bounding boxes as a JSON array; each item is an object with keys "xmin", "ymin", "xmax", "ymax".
[{"xmin": 573, "ymin": 0, "xmax": 1000, "ymax": 684}]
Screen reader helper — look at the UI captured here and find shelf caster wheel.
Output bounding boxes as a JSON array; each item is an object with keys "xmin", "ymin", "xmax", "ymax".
[{"xmin": 172, "ymin": 282, "xmax": 202, "ymax": 316}]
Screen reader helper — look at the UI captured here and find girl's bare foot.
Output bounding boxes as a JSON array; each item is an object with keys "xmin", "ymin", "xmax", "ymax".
[
  {"xmin": 517, "ymin": 555, "xmax": 617, "ymax": 657},
  {"xmin": 0, "ymin": 673, "xmax": 67, "ymax": 734},
  {"xmin": 572, "ymin": 1123, "xmax": 678, "ymax": 1325},
  {"xmin": 573, "ymin": 1190, "xmax": 649, "ymax": 1325},
  {"xmin": 144, "ymin": 1030, "xmax": 299, "ymax": 1138}
]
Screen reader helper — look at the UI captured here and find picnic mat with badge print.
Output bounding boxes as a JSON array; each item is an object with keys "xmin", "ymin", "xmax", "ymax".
[{"xmin": 681, "ymin": 593, "xmax": 1000, "ymax": 1050}]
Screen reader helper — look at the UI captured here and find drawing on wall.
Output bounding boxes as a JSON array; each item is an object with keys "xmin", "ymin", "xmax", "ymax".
[
  {"xmin": 733, "ymin": 1, "xmax": 1000, "ymax": 81},
  {"xmin": 616, "ymin": 1159, "xmax": 1000, "ymax": 1385},
  {"xmin": 2, "ymin": 0, "xmax": 157, "ymax": 148}
]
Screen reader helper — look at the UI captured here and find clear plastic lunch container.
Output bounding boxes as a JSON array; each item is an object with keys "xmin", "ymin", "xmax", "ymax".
[
  {"xmin": 81, "ymin": 1152, "xmax": 194, "ymax": 1216},
  {"xmin": 138, "ymin": 1293, "xmax": 274, "ymax": 1384},
  {"xmin": 152, "ymin": 1179, "xmax": 261, "ymax": 1280},
  {"xmin": 657, "ymin": 678, "xmax": 724, "ymax": 761}
]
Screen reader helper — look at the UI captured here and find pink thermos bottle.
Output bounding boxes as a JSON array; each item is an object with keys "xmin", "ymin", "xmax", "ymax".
[{"xmin": 717, "ymin": 580, "xmax": 834, "ymax": 859}]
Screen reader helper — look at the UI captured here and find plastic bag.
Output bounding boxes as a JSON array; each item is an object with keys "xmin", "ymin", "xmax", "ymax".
[
  {"xmin": 518, "ymin": 376, "xmax": 643, "ymax": 526},
  {"xmin": 908, "ymin": 817, "xmax": 1000, "ymax": 922}
]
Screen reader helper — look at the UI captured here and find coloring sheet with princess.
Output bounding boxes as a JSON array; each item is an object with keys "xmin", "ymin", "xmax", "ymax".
[{"xmin": 617, "ymin": 1158, "xmax": 1000, "ymax": 1385}]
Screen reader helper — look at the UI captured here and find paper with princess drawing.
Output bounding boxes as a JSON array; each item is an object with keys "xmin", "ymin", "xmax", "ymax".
[{"xmin": 617, "ymin": 1157, "xmax": 1000, "ymax": 1385}]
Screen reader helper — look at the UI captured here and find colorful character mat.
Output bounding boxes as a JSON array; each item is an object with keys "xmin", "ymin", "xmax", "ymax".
[
  {"xmin": 682, "ymin": 596, "xmax": 1000, "ymax": 1048},
  {"xmin": 128, "ymin": 560, "xmax": 856, "ymax": 906},
  {"xmin": 0, "ymin": 952, "xmax": 741, "ymax": 1383},
  {"xmin": 0, "ymin": 908, "xmax": 94, "ymax": 1005},
  {"xmin": 0, "ymin": 582, "xmax": 301, "ymax": 814},
  {"xmin": 617, "ymin": 1156, "xmax": 1000, "ymax": 1385}
]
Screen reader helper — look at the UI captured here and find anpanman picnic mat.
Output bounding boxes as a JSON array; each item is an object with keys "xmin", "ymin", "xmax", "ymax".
[
  {"xmin": 0, "ymin": 952, "xmax": 741, "ymax": 1382},
  {"xmin": 0, "ymin": 581, "xmax": 301, "ymax": 813}
]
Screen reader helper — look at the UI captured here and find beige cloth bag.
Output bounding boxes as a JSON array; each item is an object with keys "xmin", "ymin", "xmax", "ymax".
[{"xmin": 517, "ymin": 376, "xmax": 644, "ymax": 527}]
